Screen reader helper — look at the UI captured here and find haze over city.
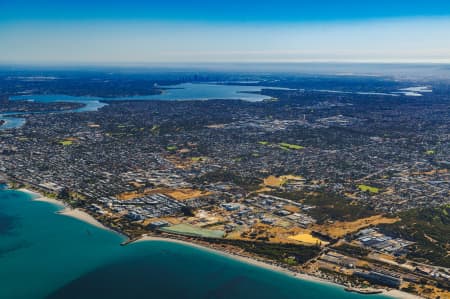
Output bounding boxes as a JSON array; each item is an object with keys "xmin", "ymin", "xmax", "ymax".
[{"xmin": 1, "ymin": 0, "xmax": 450, "ymax": 64}]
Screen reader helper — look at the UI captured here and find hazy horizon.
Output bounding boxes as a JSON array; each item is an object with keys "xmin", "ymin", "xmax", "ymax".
[
  {"xmin": 2, "ymin": 1, "xmax": 450, "ymax": 64},
  {"xmin": 2, "ymin": 62, "xmax": 450, "ymax": 81}
]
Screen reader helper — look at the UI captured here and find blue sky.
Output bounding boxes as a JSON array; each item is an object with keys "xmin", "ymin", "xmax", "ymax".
[
  {"xmin": 1, "ymin": 0, "xmax": 450, "ymax": 64},
  {"xmin": 2, "ymin": 0, "xmax": 450, "ymax": 22}
]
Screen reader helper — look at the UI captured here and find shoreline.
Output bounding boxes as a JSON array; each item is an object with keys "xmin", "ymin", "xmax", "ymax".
[
  {"xmin": 18, "ymin": 188, "xmax": 109, "ymax": 231},
  {"xmin": 57, "ymin": 208, "xmax": 108, "ymax": 230},
  {"xmin": 135, "ymin": 235, "xmax": 342, "ymax": 286},
  {"xmin": 18, "ymin": 188, "xmax": 65, "ymax": 207},
  {"xmin": 15, "ymin": 187, "xmax": 421, "ymax": 299},
  {"xmin": 134, "ymin": 236, "xmax": 421, "ymax": 299}
]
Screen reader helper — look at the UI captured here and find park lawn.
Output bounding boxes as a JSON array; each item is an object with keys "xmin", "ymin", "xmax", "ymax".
[
  {"xmin": 358, "ymin": 184, "xmax": 380, "ymax": 194},
  {"xmin": 191, "ymin": 156, "xmax": 207, "ymax": 162},
  {"xmin": 59, "ymin": 140, "xmax": 73, "ymax": 146},
  {"xmin": 278, "ymin": 143, "xmax": 304, "ymax": 150}
]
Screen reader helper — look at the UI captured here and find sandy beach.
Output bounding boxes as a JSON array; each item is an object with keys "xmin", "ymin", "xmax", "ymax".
[
  {"xmin": 19, "ymin": 188, "xmax": 108, "ymax": 230},
  {"xmin": 19, "ymin": 188, "xmax": 65, "ymax": 207},
  {"xmin": 385, "ymin": 290, "xmax": 423, "ymax": 299},
  {"xmin": 58, "ymin": 208, "xmax": 108, "ymax": 230},
  {"xmin": 135, "ymin": 236, "xmax": 421, "ymax": 299}
]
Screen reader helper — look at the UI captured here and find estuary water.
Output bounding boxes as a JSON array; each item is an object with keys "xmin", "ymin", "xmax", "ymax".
[
  {"xmin": 0, "ymin": 188, "xmax": 391, "ymax": 299},
  {"xmin": 11, "ymin": 83, "xmax": 275, "ymax": 103},
  {"xmin": 1, "ymin": 83, "xmax": 277, "ymax": 130}
]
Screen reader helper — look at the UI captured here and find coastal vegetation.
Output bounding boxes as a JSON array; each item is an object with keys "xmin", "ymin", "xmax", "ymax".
[
  {"xmin": 269, "ymin": 190, "xmax": 377, "ymax": 224},
  {"xmin": 333, "ymin": 243, "xmax": 371, "ymax": 258},
  {"xmin": 379, "ymin": 205, "xmax": 450, "ymax": 267},
  {"xmin": 206, "ymin": 238, "xmax": 321, "ymax": 265}
]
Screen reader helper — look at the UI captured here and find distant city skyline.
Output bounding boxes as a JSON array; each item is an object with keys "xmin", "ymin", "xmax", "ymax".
[{"xmin": 1, "ymin": 1, "xmax": 450, "ymax": 64}]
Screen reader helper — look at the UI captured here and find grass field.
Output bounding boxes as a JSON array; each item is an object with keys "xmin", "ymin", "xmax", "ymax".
[
  {"xmin": 160, "ymin": 224, "xmax": 224, "ymax": 238},
  {"xmin": 358, "ymin": 184, "xmax": 380, "ymax": 194},
  {"xmin": 59, "ymin": 140, "xmax": 73, "ymax": 146},
  {"xmin": 278, "ymin": 143, "xmax": 304, "ymax": 150}
]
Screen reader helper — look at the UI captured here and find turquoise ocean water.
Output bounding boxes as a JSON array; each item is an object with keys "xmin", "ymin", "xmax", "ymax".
[{"xmin": 0, "ymin": 188, "xmax": 391, "ymax": 299}]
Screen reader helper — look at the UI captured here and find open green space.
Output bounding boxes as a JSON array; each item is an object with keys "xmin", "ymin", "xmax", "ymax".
[
  {"xmin": 358, "ymin": 184, "xmax": 380, "ymax": 194},
  {"xmin": 166, "ymin": 145, "xmax": 177, "ymax": 151},
  {"xmin": 278, "ymin": 143, "xmax": 304, "ymax": 150},
  {"xmin": 190, "ymin": 157, "xmax": 206, "ymax": 162},
  {"xmin": 59, "ymin": 140, "xmax": 73, "ymax": 146}
]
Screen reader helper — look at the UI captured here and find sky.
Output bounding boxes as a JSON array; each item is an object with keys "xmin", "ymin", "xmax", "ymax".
[{"xmin": 1, "ymin": 0, "xmax": 450, "ymax": 65}]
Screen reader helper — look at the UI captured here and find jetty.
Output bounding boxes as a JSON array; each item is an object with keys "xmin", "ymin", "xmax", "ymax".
[{"xmin": 120, "ymin": 237, "xmax": 140, "ymax": 246}]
